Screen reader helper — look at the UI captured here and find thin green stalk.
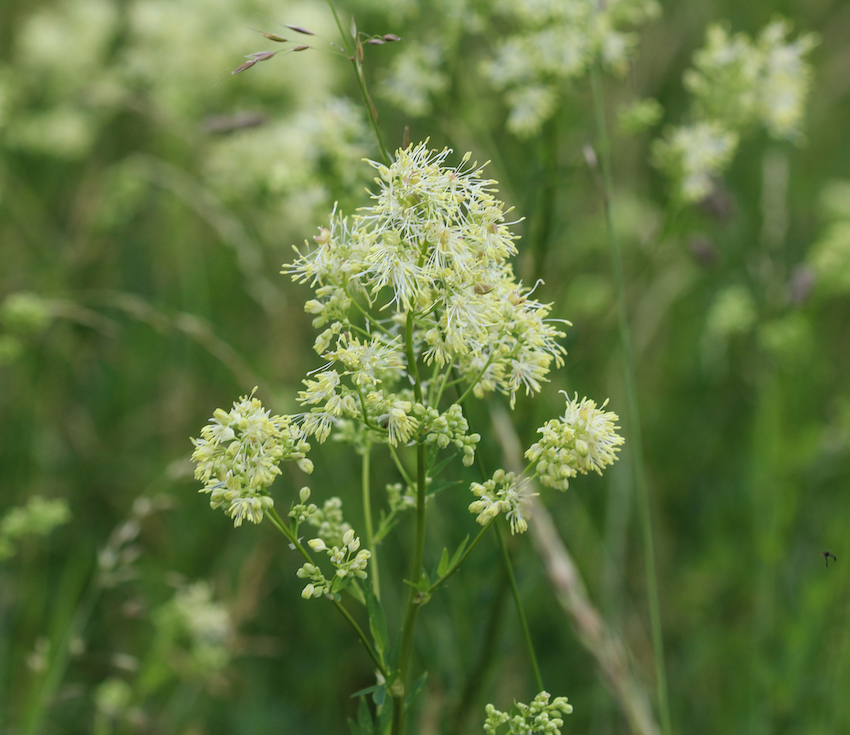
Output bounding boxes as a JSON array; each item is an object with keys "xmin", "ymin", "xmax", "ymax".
[
  {"xmin": 589, "ymin": 63, "xmax": 671, "ymax": 735},
  {"xmin": 452, "ymin": 353, "xmax": 496, "ymax": 406},
  {"xmin": 326, "ymin": 0, "xmax": 392, "ymax": 164},
  {"xmin": 391, "ymin": 312, "xmax": 429, "ymax": 735},
  {"xmin": 266, "ymin": 508, "xmax": 387, "ymax": 676},
  {"xmin": 387, "ymin": 443, "xmax": 415, "ymax": 490},
  {"xmin": 496, "ymin": 521, "xmax": 544, "ymax": 693},
  {"xmin": 362, "ymin": 447, "xmax": 381, "ymax": 599}
]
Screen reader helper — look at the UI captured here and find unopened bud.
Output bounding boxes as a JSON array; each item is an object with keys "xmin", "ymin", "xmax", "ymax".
[
  {"xmin": 368, "ymin": 38, "xmax": 386, "ymax": 45},
  {"xmin": 308, "ymin": 538, "xmax": 327, "ymax": 552},
  {"xmin": 260, "ymin": 32, "xmax": 288, "ymax": 42},
  {"xmin": 383, "ymin": 34, "xmax": 401, "ymax": 42}
]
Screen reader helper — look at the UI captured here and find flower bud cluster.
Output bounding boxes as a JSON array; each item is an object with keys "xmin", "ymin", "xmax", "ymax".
[
  {"xmin": 288, "ymin": 486, "xmax": 318, "ymax": 525},
  {"xmin": 525, "ymin": 393, "xmax": 624, "ymax": 491},
  {"xmin": 415, "ymin": 403, "xmax": 480, "ymax": 466},
  {"xmin": 305, "ymin": 496, "xmax": 352, "ymax": 548},
  {"xmin": 386, "ymin": 482, "xmax": 416, "ymax": 514},
  {"xmin": 191, "ymin": 390, "xmax": 312, "ymax": 527},
  {"xmin": 298, "ymin": 529, "xmax": 371, "ymax": 600},
  {"xmin": 483, "ymin": 691, "xmax": 573, "ymax": 735},
  {"xmin": 468, "ymin": 470, "xmax": 537, "ymax": 535}
]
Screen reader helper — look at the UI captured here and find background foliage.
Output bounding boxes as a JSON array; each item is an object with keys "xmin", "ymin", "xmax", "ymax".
[{"xmin": 2, "ymin": 0, "xmax": 850, "ymax": 733}]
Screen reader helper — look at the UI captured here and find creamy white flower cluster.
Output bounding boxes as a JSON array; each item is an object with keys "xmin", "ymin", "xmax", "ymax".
[
  {"xmin": 654, "ymin": 20, "xmax": 817, "ymax": 202},
  {"xmin": 525, "ymin": 393, "xmax": 624, "ymax": 491},
  {"xmin": 385, "ymin": 482, "xmax": 416, "ymax": 513},
  {"xmin": 483, "ymin": 691, "xmax": 573, "ymax": 735},
  {"xmin": 191, "ymin": 391, "xmax": 312, "ymax": 527},
  {"xmin": 298, "ymin": 528, "xmax": 372, "ymax": 600},
  {"xmin": 485, "ymin": 0, "xmax": 661, "ymax": 136},
  {"xmin": 153, "ymin": 582, "xmax": 233, "ymax": 678},
  {"xmin": 288, "ymin": 142, "xmax": 567, "ymax": 453},
  {"xmin": 304, "ymin": 496, "xmax": 352, "ymax": 549},
  {"xmin": 469, "ymin": 470, "xmax": 537, "ymax": 535}
]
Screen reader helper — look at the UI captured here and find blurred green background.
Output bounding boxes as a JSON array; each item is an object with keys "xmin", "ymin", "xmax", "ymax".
[{"xmin": 2, "ymin": 0, "xmax": 850, "ymax": 733}]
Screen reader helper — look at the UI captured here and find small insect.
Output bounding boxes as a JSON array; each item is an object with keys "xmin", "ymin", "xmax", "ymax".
[{"xmin": 821, "ymin": 551, "xmax": 837, "ymax": 568}]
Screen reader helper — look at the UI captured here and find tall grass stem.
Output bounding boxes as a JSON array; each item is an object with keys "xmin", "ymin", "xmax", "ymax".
[{"xmin": 589, "ymin": 63, "xmax": 672, "ymax": 735}]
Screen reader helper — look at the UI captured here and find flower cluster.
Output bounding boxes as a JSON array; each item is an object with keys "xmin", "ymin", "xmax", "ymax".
[
  {"xmin": 287, "ymin": 142, "xmax": 567, "ymax": 450},
  {"xmin": 525, "ymin": 393, "xmax": 624, "ymax": 491},
  {"xmin": 483, "ymin": 691, "xmax": 573, "ymax": 735},
  {"xmin": 305, "ymin": 496, "xmax": 352, "ymax": 549},
  {"xmin": 415, "ymin": 403, "xmax": 481, "ymax": 466},
  {"xmin": 653, "ymin": 20, "xmax": 817, "ymax": 202},
  {"xmin": 469, "ymin": 470, "xmax": 537, "ymax": 535},
  {"xmin": 152, "ymin": 581, "xmax": 233, "ymax": 679},
  {"xmin": 651, "ymin": 122, "xmax": 738, "ymax": 203},
  {"xmin": 298, "ymin": 528, "xmax": 372, "ymax": 600},
  {"xmin": 484, "ymin": 0, "xmax": 661, "ymax": 136},
  {"xmin": 0, "ymin": 496, "xmax": 71, "ymax": 560},
  {"xmin": 385, "ymin": 482, "xmax": 416, "ymax": 513},
  {"xmin": 191, "ymin": 391, "xmax": 312, "ymax": 527}
]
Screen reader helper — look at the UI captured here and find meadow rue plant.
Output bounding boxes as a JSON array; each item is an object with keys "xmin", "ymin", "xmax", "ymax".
[
  {"xmin": 653, "ymin": 20, "xmax": 817, "ymax": 202},
  {"xmin": 484, "ymin": 0, "xmax": 661, "ymax": 136},
  {"xmin": 191, "ymin": 390, "xmax": 312, "ymax": 527},
  {"xmin": 191, "ymin": 141, "xmax": 623, "ymax": 734},
  {"xmin": 483, "ymin": 691, "xmax": 574, "ymax": 735}
]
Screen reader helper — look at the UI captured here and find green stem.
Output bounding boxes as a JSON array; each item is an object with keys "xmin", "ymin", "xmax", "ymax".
[
  {"xmin": 589, "ymin": 63, "xmax": 671, "ymax": 735},
  {"xmin": 267, "ymin": 508, "xmax": 387, "ymax": 677},
  {"xmin": 496, "ymin": 520, "xmax": 544, "ymax": 693},
  {"xmin": 387, "ymin": 443, "xmax": 415, "ymax": 490},
  {"xmin": 391, "ymin": 312, "xmax": 428, "ymax": 735},
  {"xmin": 325, "ymin": 0, "xmax": 392, "ymax": 164},
  {"xmin": 362, "ymin": 447, "xmax": 381, "ymax": 599},
  {"xmin": 453, "ymin": 353, "xmax": 496, "ymax": 406}
]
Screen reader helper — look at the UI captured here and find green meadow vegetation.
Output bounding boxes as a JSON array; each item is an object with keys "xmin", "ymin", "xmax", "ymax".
[{"xmin": 2, "ymin": 0, "xmax": 850, "ymax": 733}]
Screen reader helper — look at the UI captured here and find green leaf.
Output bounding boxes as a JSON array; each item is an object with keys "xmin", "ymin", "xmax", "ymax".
[
  {"xmin": 437, "ymin": 547, "xmax": 450, "ymax": 578},
  {"xmin": 348, "ymin": 579, "xmax": 366, "ymax": 606},
  {"xmin": 365, "ymin": 585, "xmax": 389, "ymax": 661},
  {"xmin": 405, "ymin": 671, "xmax": 428, "ymax": 711},
  {"xmin": 351, "ymin": 684, "xmax": 384, "ymax": 699},
  {"xmin": 350, "ymin": 695, "xmax": 377, "ymax": 735},
  {"xmin": 377, "ymin": 695, "xmax": 393, "ymax": 735},
  {"xmin": 427, "ymin": 451, "xmax": 457, "ymax": 479},
  {"xmin": 425, "ymin": 479, "xmax": 463, "ymax": 497},
  {"xmin": 449, "ymin": 535, "xmax": 470, "ymax": 570}
]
